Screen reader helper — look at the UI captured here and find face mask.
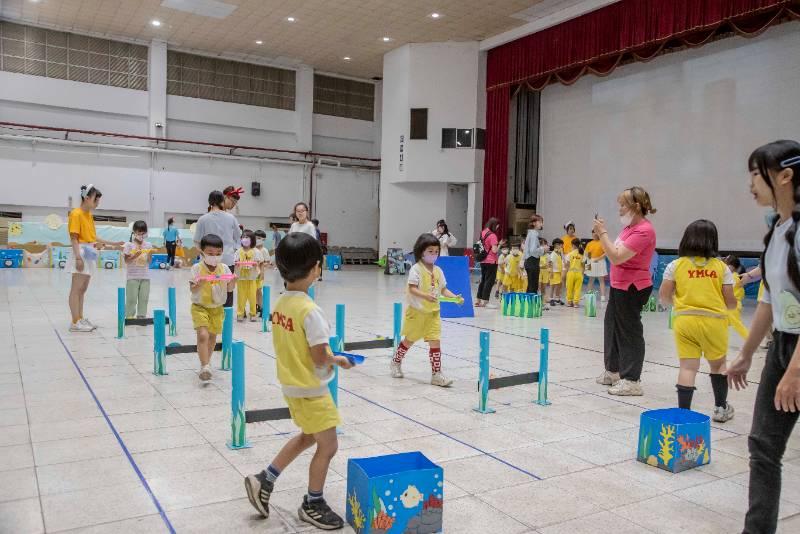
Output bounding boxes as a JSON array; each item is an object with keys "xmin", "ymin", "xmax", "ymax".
[
  {"xmin": 422, "ymin": 253, "xmax": 439, "ymax": 265},
  {"xmin": 241, "ymin": 238, "xmax": 251, "ymax": 247},
  {"xmin": 620, "ymin": 212, "xmax": 633, "ymax": 227},
  {"xmin": 203, "ymin": 254, "xmax": 221, "ymax": 267},
  {"xmin": 256, "ymin": 238, "xmax": 265, "ymax": 246},
  {"xmin": 134, "ymin": 234, "xmax": 145, "ymax": 242},
  {"xmin": 764, "ymin": 208, "xmax": 779, "ymax": 228},
  {"xmin": 501, "ymin": 249, "xmax": 509, "ymax": 255}
]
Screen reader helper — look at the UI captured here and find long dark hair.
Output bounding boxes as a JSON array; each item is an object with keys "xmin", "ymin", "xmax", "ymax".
[
  {"xmin": 678, "ymin": 219, "xmax": 718, "ymax": 258},
  {"xmin": 751, "ymin": 140, "xmax": 800, "ymax": 291},
  {"xmin": 208, "ymin": 190, "xmax": 225, "ymax": 210},
  {"xmin": 436, "ymin": 219, "xmax": 450, "ymax": 236},
  {"xmin": 484, "ymin": 217, "xmax": 500, "ymax": 234}
]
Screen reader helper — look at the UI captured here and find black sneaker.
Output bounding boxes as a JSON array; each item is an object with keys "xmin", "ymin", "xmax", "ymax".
[
  {"xmin": 256, "ymin": 305, "xmax": 262, "ymax": 318},
  {"xmin": 244, "ymin": 471, "xmax": 273, "ymax": 518},
  {"xmin": 298, "ymin": 495, "xmax": 344, "ymax": 530}
]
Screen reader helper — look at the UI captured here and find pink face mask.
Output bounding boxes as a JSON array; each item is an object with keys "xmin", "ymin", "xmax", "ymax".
[
  {"xmin": 241, "ymin": 238, "xmax": 251, "ymax": 247},
  {"xmin": 423, "ymin": 252, "xmax": 439, "ymax": 265}
]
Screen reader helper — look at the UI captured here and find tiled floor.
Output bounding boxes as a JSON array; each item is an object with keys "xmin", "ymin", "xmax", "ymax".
[{"xmin": 2, "ymin": 266, "xmax": 800, "ymax": 533}]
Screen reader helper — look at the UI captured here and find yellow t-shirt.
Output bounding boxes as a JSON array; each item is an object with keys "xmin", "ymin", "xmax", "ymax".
[
  {"xmin": 407, "ymin": 262, "xmax": 446, "ymax": 313},
  {"xmin": 561, "ymin": 235, "xmax": 576, "ymax": 254},
  {"xmin": 506, "ymin": 251, "xmax": 523, "ymax": 277},
  {"xmin": 667, "ymin": 257, "xmax": 732, "ymax": 317},
  {"xmin": 236, "ymin": 248, "xmax": 258, "ymax": 281},
  {"xmin": 272, "ymin": 292, "xmax": 333, "ymax": 397},
  {"xmin": 585, "ymin": 240, "xmax": 604, "ymax": 260},
  {"xmin": 190, "ymin": 262, "xmax": 231, "ymax": 308},
  {"xmin": 567, "ymin": 249, "xmax": 584, "ymax": 272},
  {"xmin": 539, "ymin": 256, "xmax": 549, "ymax": 270},
  {"xmin": 68, "ymin": 208, "xmax": 96, "ymax": 243}
]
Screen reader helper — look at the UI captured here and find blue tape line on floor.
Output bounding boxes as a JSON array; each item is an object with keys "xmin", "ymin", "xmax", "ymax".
[
  {"xmin": 244, "ymin": 342, "xmax": 542, "ymax": 481},
  {"xmin": 54, "ymin": 329, "xmax": 176, "ymax": 534}
]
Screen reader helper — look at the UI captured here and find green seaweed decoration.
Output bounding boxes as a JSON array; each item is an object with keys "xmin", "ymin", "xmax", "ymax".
[
  {"xmin": 638, "ymin": 428, "xmax": 652, "ymax": 461},
  {"xmin": 230, "ymin": 402, "xmax": 247, "ymax": 447},
  {"xmin": 370, "ymin": 488, "xmax": 381, "ymax": 523},
  {"xmin": 658, "ymin": 424, "xmax": 676, "ymax": 467},
  {"xmin": 153, "ymin": 348, "xmax": 166, "ymax": 375}
]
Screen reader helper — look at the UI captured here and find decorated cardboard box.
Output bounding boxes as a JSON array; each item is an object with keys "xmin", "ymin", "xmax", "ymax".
[
  {"xmin": 0, "ymin": 249, "xmax": 23, "ymax": 268},
  {"xmin": 52, "ymin": 246, "xmax": 71, "ymax": 268},
  {"xmin": 98, "ymin": 250, "xmax": 121, "ymax": 269},
  {"xmin": 638, "ymin": 408, "xmax": 710, "ymax": 473},
  {"xmin": 23, "ymin": 249, "xmax": 50, "ymax": 268},
  {"xmin": 347, "ymin": 452, "xmax": 443, "ymax": 534},
  {"xmin": 149, "ymin": 254, "xmax": 169, "ymax": 270},
  {"xmin": 325, "ymin": 254, "xmax": 343, "ymax": 271}
]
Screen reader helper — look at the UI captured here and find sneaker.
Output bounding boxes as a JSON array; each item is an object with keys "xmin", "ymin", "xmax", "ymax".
[
  {"xmin": 244, "ymin": 472, "xmax": 273, "ymax": 518},
  {"xmin": 80, "ymin": 318, "xmax": 97, "ymax": 330},
  {"xmin": 601, "ymin": 296, "xmax": 607, "ymax": 302},
  {"xmin": 199, "ymin": 365, "xmax": 212, "ymax": 381},
  {"xmin": 431, "ymin": 372, "xmax": 453, "ymax": 387},
  {"xmin": 713, "ymin": 403, "xmax": 735, "ymax": 423},
  {"xmin": 390, "ymin": 360, "xmax": 404, "ymax": 379},
  {"xmin": 558, "ymin": 300, "xmax": 565, "ymax": 306},
  {"xmin": 237, "ymin": 315, "xmax": 245, "ymax": 323},
  {"xmin": 298, "ymin": 496, "xmax": 344, "ymax": 530},
  {"xmin": 567, "ymin": 302, "xmax": 574, "ymax": 308},
  {"xmin": 70, "ymin": 321, "xmax": 94, "ymax": 332},
  {"xmin": 549, "ymin": 299, "xmax": 557, "ymax": 307},
  {"xmin": 485, "ymin": 303, "xmax": 498, "ymax": 310},
  {"xmin": 608, "ymin": 378, "xmax": 644, "ymax": 396},
  {"xmin": 249, "ymin": 315, "xmax": 259, "ymax": 322},
  {"xmin": 596, "ymin": 370, "xmax": 620, "ymax": 385}
]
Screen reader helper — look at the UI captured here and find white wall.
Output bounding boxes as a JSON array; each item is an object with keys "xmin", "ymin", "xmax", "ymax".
[
  {"xmin": 379, "ymin": 182, "xmax": 448, "ymax": 252},
  {"xmin": 538, "ymin": 23, "xmax": 800, "ymax": 250}
]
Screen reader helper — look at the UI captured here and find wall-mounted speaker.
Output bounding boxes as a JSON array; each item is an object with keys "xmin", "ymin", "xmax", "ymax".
[{"xmin": 252, "ymin": 181, "xmax": 261, "ymax": 197}]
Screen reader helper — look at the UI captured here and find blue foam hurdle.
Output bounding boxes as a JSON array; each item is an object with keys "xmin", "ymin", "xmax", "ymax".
[{"xmin": 435, "ymin": 256, "xmax": 474, "ymax": 319}]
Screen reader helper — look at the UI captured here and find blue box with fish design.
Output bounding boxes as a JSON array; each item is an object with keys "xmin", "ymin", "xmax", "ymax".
[
  {"xmin": 0, "ymin": 249, "xmax": 23, "ymax": 268},
  {"xmin": 149, "ymin": 254, "xmax": 169, "ymax": 270},
  {"xmin": 637, "ymin": 408, "xmax": 710, "ymax": 473},
  {"xmin": 346, "ymin": 452, "xmax": 443, "ymax": 534}
]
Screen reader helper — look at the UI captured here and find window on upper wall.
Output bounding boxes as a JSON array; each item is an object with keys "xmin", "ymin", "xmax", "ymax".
[
  {"xmin": 167, "ymin": 51, "xmax": 296, "ymax": 110},
  {"xmin": 313, "ymin": 74, "xmax": 374, "ymax": 121},
  {"xmin": 0, "ymin": 21, "xmax": 148, "ymax": 90}
]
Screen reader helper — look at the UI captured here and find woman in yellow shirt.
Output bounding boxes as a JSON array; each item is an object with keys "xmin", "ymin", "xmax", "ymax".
[
  {"xmin": 584, "ymin": 229, "xmax": 608, "ymax": 302},
  {"xmin": 66, "ymin": 185, "xmax": 123, "ymax": 332}
]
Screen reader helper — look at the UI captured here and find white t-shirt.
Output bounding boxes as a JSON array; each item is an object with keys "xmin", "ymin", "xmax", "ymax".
[
  {"xmin": 406, "ymin": 263, "xmax": 447, "ymax": 311},
  {"xmin": 280, "ymin": 291, "xmax": 331, "ymax": 347},
  {"xmin": 123, "ymin": 241, "xmax": 153, "ymax": 280},
  {"xmin": 254, "ymin": 247, "xmax": 271, "ymax": 264},
  {"xmin": 760, "ymin": 217, "xmax": 800, "ymax": 333},
  {"xmin": 550, "ymin": 251, "xmax": 562, "ymax": 273},
  {"xmin": 289, "ymin": 221, "xmax": 318, "ymax": 239}
]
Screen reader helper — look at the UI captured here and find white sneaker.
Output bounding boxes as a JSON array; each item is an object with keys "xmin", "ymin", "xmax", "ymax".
[
  {"xmin": 249, "ymin": 315, "xmax": 259, "ymax": 322},
  {"xmin": 199, "ymin": 365, "xmax": 212, "ymax": 381},
  {"xmin": 237, "ymin": 316, "xmax": 245, "ymax": 323},
  {"xmin": 70, "ymin": 321, "xmax": 94, "ymax": 332},
  {"xmin": 596, "ymin": 370, "xmax": 620, "ymax": 385},
  {"xmin": 389, "ymin": 361, "xmax": 404, "ymax": 379},
  {"xmin": 80, "ymin": 318, "xmax": 97, "ymax": 330},
  {"xmin": 712, "ymin": 403, "xmax": 735, "ymax": 423},
  {"xmin": 485, "ymin": 303, "xmax": 499, "ymax": 310},
  {"xmin": 608, "ymin": 378, "xmax": 643, "ymax": 396},
  {"xmin": 431, "ymin": 372, "xmax": 453, "ymax": 387}
]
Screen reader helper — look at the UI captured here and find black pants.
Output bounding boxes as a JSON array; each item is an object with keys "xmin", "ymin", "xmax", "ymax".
[
  {"xmin": 603, "ymin": 285, "xmax": 652, "ymax": 381},
  {"xmin": 524, "ymin": 256, "xmax": 541, "ymax": 294},
  {"xmin": 744, "ymin": 331, "xmax": 799, "ymax": 534},
  {"xmin": 477, "ymin": 263, "xmax": 498, "ymax": 302},
  {"xmin": 225, "ymin": 264, "xmax": 235, "ymax": 308},
  {"xmin": 165, "ymin": 241, "xmax": 177, "ymax": 266}
]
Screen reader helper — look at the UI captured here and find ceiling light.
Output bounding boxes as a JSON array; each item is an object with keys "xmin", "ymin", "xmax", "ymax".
[
  {"xmin": 382, "ymin": 36, "xmax": 391, "ymax": 42},
  {"xmin": 255, "ymin": 40, "xmax": 263, "ymax": 45},
  {"xmin": 151, "ymin": 19, "xmax": 162, "ymax": 27},
  {"xmin": 343, "ymin": 56, "xmax": 351, "ymax": 61},
  {"xmin": 287, "ymin": 16, "xmax": 295, "ymax": 22},
  {"xmin": 430, "ymin": 13, "xmax": 441, "ymax": 19}
]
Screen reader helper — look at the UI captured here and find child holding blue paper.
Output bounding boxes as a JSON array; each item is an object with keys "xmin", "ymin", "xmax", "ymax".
[
  {"xmin": 391, "ymin": 233, "xmax": 463, "ymax": 387},
  {"xmin": 244, "ymin": 232, "xmax": 352, "ymax": 530}
]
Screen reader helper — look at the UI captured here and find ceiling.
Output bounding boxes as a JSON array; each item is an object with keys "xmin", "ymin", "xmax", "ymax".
[{"xmin": 0, "ymin": 0, "xmax": 550, "ymax": 79}]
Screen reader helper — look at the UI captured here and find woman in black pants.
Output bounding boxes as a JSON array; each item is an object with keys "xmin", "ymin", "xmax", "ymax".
[
  {"xmin": 592, "ymin": 186, "xmax": 657, "ymax": 397},
  {"xmin": 475, "ymin": 218, "xmax": 504, "ymax": 309},
  {"xmin": 523, "ymin": 214, "xmax": 549, "ymax": 293},
  {"xmin": 162, "ymin": 218, "xmax": 179, "ymax": 268}
]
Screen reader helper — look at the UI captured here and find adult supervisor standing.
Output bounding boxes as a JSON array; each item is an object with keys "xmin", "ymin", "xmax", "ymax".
[
  {"xmin": 593, "ymin": 186, "xmax": 657, "ymax": 396},
  {"xmin": 194, "ymin": 190, "xmax": 241, "ymax": 307},
  {"xmin": 523, "ymin": 214, "xmax": 549, "ymax": 294},
  {"xmin": 163, "ymin": 217, "xmax": 179, "ymax": 268}
]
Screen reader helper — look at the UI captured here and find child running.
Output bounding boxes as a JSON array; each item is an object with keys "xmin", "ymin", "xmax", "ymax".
[
  {"xmin": 548, "ymin": 238, "xmax": 565, "ymax": 306},
  {"xmin": 565, "ymin": 239, "xmax": 584, "ymax": 307},
  {"xmin": 122, "ymin": 220, "xmax": 153, "ymax": 319},
  {"xmin": 244, "ymin": 232, "xmax": 352, "ymax": 530},
  {"xmin": 235, "ymin": 229, "xmax": 260, "ymax": 322},
  {"xmin": 659, "ymin": 219, "xmax": 736, "ymax": 421},
  {"xmin": 189, "ymin": 234, "xmax": 235, "ymax": 382},
  {"xmin": 391, "ymin": 233, "xmax": 463, "ymax": 387},
  {"xmin": 724, "ymin": 255, "xmax": 750, "ymax": 340}
]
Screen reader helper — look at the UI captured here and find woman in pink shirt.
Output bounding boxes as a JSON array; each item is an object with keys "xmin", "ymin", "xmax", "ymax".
[
  {"xmin": 592, "ymin": 187, "xmax": 657, "ymax": 396},
  {"xmin": 476, "ymin": 218, "xmax": 505, "ymax": 309}
]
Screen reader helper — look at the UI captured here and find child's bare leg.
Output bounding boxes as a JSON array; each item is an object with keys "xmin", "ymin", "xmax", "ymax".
[
  {"xmin": 204, "ymin": 333, "xmax": 217, "ymax": 367},
  {"xmin": 308, "ymin": 428, "xmax": 338, "ymax": 493},
  {"xmin": 271, "ymin": 432, "xmax": 316, "ymax": 472},
  {"xmin": 196, "ymin": 328, "xmax": 210, "ymax": 367}
]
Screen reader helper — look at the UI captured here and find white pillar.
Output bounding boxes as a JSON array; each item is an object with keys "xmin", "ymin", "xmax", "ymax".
[
  {"xmin": 148, "ymin": 40, "xmax": 167, "ymax": 139},
  {"xmin": 295, "ymin": 65, "xmax": 314, "ymax": 152}
]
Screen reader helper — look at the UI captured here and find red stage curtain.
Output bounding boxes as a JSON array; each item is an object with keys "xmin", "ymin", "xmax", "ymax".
[{"xmin": 482, "ymin": 0, "xmax": 799, "ymax": 234}]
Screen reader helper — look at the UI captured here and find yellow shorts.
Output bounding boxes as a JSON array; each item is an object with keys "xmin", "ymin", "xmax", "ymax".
[
  {"xmin": 673, "ymin": 315, "xmax": 729, "ymax": 360},
  {"xmin": 284, "ymin": 394, "xmax": 340, "ymax": 435},
  {"xmin": 191, "ymin": 304, "xmax": 224, "ymax": 335},
  {"xmin": 401, "ymin": 307, "xmax": 441, "ymax": 343},
  {"xmin": 539, "ymin": 269, "xmax": 550, "ymax": 284},
  {"xmin": 550, "ymin": 272, "xmax": 562, "ymax": 285}
]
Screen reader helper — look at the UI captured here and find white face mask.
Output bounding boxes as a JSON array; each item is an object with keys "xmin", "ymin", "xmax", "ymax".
[
  {"xmin": 203, "ymin": 254, "xmax": 221, "ymax": 267},
  {"xmin": 620, "ymin": 212, "xmax": 633, "ymax": 227},
  {"xmin": 256, "ymin": 238, "xmax": 265, "ymax": 246}
]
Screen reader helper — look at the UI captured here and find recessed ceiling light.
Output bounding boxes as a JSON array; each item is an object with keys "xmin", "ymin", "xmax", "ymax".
[
  {"xmin": 287, "ymin": 16, "xmax": 295, "ymax": 22},
  {"xmin": 255, "ymin": 40, "xmax": 263, "ymax": 45},
  {"xmin": 382, "ymin": 36, "xmax": 392, "ymax": 42},
  {"xmin": 430, "ymin": 13, "xmax": 441, "ymax": 19},
  {"xmin": 343, "ymin": 56, "xmax": 351, "ymax": 61},
  {"xmin": 151, "ymin": 19, "xmax": 162, "ymax": 27}
]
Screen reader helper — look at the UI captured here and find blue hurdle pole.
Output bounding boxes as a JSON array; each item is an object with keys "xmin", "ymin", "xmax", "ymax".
[
  {"xmin": 536, "ymin": 327, "xmax": 551, "ymax": 406},
  {"xmin": 220, "ymin": 307, "xmax": 234, "ymax": 370},
  {"xmin": 393, "ymin": 302, "xmax": 402, "ymax": 351},
  {"xmin": 309, "ymin": 285, "xmax": 316, "ymax": 300},
  {"xmin": 261, "ymin": 285, "xmax": 271, "ymax": 333},
  {"xmin": 153, "ymin": 309, "xmax": 167, "ymax": 375},
  {"xmin": 227, "ymin": 340, "xmax": 251, "ymax": 449},
  {"xmin": 168, "ymin": 287, "xmax": 177, "ymax": 336},
  {"xmin": 328, "ymin": 335, "xmax": 340, "ymax": 406},
  {"xmin": 474, "ymin": 331, "xmax": 495, "ymax": 414},
  {"xmin": 335, "ymin": 304, "xmax": 346, "ymax": 352},
  {"xmin": 116, "ymin": 287, "xmax": 125, "ymax": 339}
]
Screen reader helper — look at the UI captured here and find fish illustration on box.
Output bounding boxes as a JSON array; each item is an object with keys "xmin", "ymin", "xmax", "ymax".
[{"xmin": 347, "ymin": 452, "xmax": 443, "ymax": 534}]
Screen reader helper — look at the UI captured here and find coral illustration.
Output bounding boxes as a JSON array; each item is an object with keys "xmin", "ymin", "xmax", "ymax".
[
  {"xmin": 677, "ymin": 435, "xmax": 706, "ymax": 467},
  {"xmin": 423, "ymin": 494, "xmax": 442, "ymax": 510},
  {"xmin": 703, "ymin": 446, "xmax": 710, "ymax": 464},
  {"xmin": 348, "ymin": 491, "xmax": 366, "ymax": 532},
  {"xmin": 657, "ymin": 424, "xmax": 675, "ymax": 466},
  {"xmin": 372, "ymin": 510, "xmax": 395, "ymax": 531}
]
